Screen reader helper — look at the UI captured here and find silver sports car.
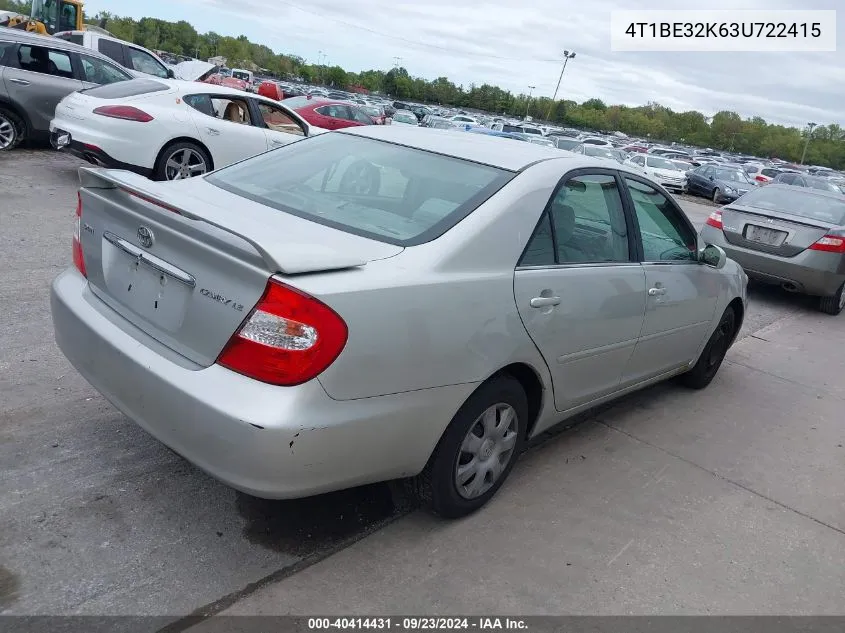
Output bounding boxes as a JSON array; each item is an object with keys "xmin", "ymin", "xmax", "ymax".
[{"xmin": 51, "ymin": 127, "xmax": 747, "ymax": 518}]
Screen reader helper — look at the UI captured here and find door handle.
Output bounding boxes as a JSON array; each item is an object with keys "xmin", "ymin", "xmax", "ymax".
[
  {"xmin": 9, "ymin": 78, "xmax": 30, "ymax": 86},
  {"xmin": 206, "ymin": 127, "xmax": 220, "ymax": 135},
  {"xmin": 530, "ymin": 296, "xmax": 561, "ymax": 308},
  {"xmin": 648, "ymin": 287, "xmax": 666, "ymax": 296}
]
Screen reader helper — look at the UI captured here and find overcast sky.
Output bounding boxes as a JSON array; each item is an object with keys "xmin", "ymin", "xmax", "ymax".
[{"xmin": 85, "ymin": 0, "xmax": 844, "ymax": 128}]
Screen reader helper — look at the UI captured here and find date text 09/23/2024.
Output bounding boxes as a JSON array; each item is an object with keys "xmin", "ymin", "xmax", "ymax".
[{"xmin": 307, "ymin": 618, "xmax": 528, "ymax": 630}]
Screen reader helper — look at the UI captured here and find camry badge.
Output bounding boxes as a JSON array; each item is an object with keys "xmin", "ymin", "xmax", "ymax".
[{"xmin": 137, "ymin": 226, "xmax": 154, "ymax": 248}]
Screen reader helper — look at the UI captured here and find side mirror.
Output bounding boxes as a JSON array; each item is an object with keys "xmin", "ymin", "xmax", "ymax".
[
  {"xmin": 699, "ymin": 244, "xmax": 727, "ymax": 269},
  {"xmin": 708, "ymin": 175, "xmax": 714, "ymax": 181},
  {"xmin": 166, "ymin": 68, "xmax": 175, "ymax": 79}
]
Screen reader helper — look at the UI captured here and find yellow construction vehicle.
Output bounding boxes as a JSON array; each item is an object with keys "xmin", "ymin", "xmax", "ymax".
[{"xmin": 0, "ymin": 0, "xmax": 85, "ymax": 36}]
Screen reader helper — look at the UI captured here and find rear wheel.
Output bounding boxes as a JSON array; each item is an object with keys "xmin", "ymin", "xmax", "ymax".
[
  {"xmin": 154, "ymin": 141, "xmax": 212, "ymax": 181},
  {"xmin": 819, "ymin": 282, "xmax": 845, "ymax": 316},
  {"xmin": 680, "ymin": 306, "xmax": 736, "ymax": 389},
  {"xmin": 411, "ymin": 376, "xmax": 527, "ymax": 518},
  {"xmin": 0, "ymin": 107, "xmax": 25, "ymax": 151},
  {"xmin": 712, "ymin": 187, "xmax": 722, "ymax": 203}
]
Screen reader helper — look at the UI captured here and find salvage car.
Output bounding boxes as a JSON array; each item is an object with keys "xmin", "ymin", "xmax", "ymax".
[
  {"xmin": 700, "ymin": 184, "xmax": 845, "ymax": 314},
  {"xmin": 289, "ymin": 98, "xmax": 377, "ymax": 130},
  {"xmin": 50, "ymin": 78, "xmax": 321, "ymax": 180},
  {"xmin": 686, "ymin": 164, "xmax": 757, "ymax": 203},
  {"xmin": 51, "ymin": 127, "xmax": 746, "ymax": 518},
  {"xmin": 0, "ymin": 28, "xmax": 133, "ymax": 150},
  {"xmin": 624, "ymin": 154, "xmax": 688, "ymax": 192}
]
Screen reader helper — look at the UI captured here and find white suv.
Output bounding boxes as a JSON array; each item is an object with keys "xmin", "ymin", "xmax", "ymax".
[{"xmin": 53, "ymin": 31, "xmax": 172, "ymax": 79}]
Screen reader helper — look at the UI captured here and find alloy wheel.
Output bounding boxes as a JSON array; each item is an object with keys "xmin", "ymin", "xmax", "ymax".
[
  {"xmin": 454, "ymin": 403, "xmax": 519, "ymax": 500},
  {"xmin": 164, "ymin": 148, "xmax": 208, "ymax": 180},
  {"xmin": 0, "ymin": 116, "xmax": 16, "ymax": 150}
]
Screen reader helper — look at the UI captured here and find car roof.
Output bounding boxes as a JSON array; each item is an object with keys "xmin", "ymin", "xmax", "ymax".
[
  {"xmin": 339, "ymin": 126, "xmax": 594, "ymax": 171},
  {"xmin": 749, "ymin": 183, "xmax": 845, "ymax": 201},
  {"xmin": 0, "ymin": 26, "xmax": 127, "ymax": 62}
]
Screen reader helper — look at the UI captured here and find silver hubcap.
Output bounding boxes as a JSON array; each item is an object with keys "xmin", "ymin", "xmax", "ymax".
[
  {"xmin": 454, "ymin": 403, "xmax": 518, "ymax": 500},
  {"xmin": 0, "ymin": 117, "xmax": 16, "ymax": 149},
  {"xmin": 164, "ymin": 148, "xmax": 207, "ymax": 180}
]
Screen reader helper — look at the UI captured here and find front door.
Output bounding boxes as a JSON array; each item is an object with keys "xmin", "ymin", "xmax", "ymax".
[
  {"xmin": 183, "ymin": 93, "xmax": 269, "ymax": 168},
  {"xmin": 514, "ymin": 170, "xmax": 646, "ymax": 411},
  {"xmin": 622, "ymin": 176, "xmax": 720, "ymax": 383},
  {"xmin": 253, "ymin": 100, "xmax": 307, "ymax": 150},
  {"xmin": 2, "ymin": 42, "xmax": 82, "ymax": 133}
]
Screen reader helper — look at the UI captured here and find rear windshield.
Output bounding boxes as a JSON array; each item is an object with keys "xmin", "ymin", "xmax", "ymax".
[
  {"xmin": 206, "ymin": 133, "xmax": 513, "ymax": 246},
  {"xmin": 556, "ymin": 138, "xmax": 579, "ymax": 150},
  {"xmin": 584, "ymin": 145, "xmax": 618, "ymax": 159},
  {"xmin": 282, "ymin": 96, "xmax": 323, "ymax": 109},
  {"xmin": 55, "ymin": 33, "xmax": 84, "ymax": 45},
  {"xmin": 738, "ymin": 187, "xmax": 845, "ymax": 224},
  {"xmin": 81, "ymin": 78, "xmax": 168, "ymax": 98}
]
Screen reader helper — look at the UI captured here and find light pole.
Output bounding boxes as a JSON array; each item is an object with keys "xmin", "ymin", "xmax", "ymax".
[
  {"xmin": 525, "ymin": 85, "xmax": 536, "ymax": 118},
  {"xmin": 800, "ymin": 121, "xmax": 817, "ymax": 165},
  {"xmin": 546, "ymin": 50, "xmax": 576, "ymax": 120}
]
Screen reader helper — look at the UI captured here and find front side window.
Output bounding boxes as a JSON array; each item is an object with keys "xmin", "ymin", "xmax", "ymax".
[
  {"xmin": 17, "ymin": 45, "xmax": 74, "ymax": 78},
  {"xmin": 625, "ymin": 178, "xmax": 697, "ymax": 262},
  {"xmin": 206, "ymin": 133, "xmax": 512, "ymax": 245},
  {"xmin": 79, "ymin": 54, "xmax": 131, "ymax": 84},
  {"xmin": 316, "ymin": 104, "xmax": 349, "ymax": 119},
  {"xmin": 257, "ymin": 103, "xmax": 304, "ymax": 136},
  {"xmin": 126, "ymin": 47, "xmax": 167, "ymax": 78}
]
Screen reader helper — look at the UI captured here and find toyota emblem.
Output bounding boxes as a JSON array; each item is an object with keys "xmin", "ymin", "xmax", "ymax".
[{"xmin": 137, "ymin": 226, "xmax": 154, "ymax": 248}]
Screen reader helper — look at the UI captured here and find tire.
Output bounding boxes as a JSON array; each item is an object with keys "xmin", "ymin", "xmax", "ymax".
[
  {"xmin": 154, "ymin": 141, "xmax": 212, "ymax": 181},
  {"xmin": 680, "ymin": 306, "xmax": 736, "ymax": 389},
  {"xmin": 411, "ymin": 375, "xmax": 527, "ymax": 519},
  {"xmin": 712, "ymin": 187, "xmax": 721, "ymax": 203},
  {"xmin": 819, "ymin": 282, "xmax": 845, "ymax": 316},
  {"xmin": 0, "ymin": 107, "xmax": 25, "ymax": 151}
]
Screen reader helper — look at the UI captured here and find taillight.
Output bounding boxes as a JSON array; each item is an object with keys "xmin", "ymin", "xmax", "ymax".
[
  {"xmin": 93, "ymin": 105, "xmax": 154, "ymax": 122},
  {"xmin": 217, "ymin": 280, "xmax": 348, "ymax": 386},
  {"xmin": 72, "ymin": 192, "xmax": 87, "ymax": 277},
  {"xmin": 705, "ymin": 210, "xmax": 723, "ymax": 229},
  {"xmin": 755, "ymin": 175, "xmax": 768, "ymax": 182},
  {"xmin": 809, "ymin": 235, "xmax": 845, "ymax": 254}
]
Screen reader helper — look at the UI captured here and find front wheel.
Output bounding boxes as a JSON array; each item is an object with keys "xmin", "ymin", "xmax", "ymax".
[
  {"xmin": 411, "ymin": 375, "xmax": 527, "ymax": 518},
  {"xmin": 819, "ymin": 282, "xmax": 845, "ymax": 316},
  {"xmin": 680, "ymin": 306, "xmax": 736, "ymax": 389}
]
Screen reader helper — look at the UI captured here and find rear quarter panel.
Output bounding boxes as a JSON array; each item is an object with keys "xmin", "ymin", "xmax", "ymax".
[{"xmin": 290, "ymin": 160, "xmax": 572, "ymax": 402}]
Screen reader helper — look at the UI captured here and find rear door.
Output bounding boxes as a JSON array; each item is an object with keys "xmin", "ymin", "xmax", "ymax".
[
  {"xmin": 622, "ymin": 176, "xmax": 719, "ymax": 382},
  {"xmin": 95, "ymin": 37, "xmax": 127, "ymax": 68},
  {"xmin": 514, "ymin": 169, "xmax": 646, "ymax": 411},
  {"xmin": 183, "ymin": 93, "xmax": 269, "ymax": 167},
  {"xmin": 2, "ymin": 42, "xmax": 83, "ymax": 133}
]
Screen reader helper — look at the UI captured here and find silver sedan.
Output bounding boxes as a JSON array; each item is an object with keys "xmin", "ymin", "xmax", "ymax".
[
  {"xmin": 700, "ymin": 184, "xmax": 845, "ymax": 315},
  {"xmin": 51, "ymin": 127, "xmax": 747, "ymax": 518}
]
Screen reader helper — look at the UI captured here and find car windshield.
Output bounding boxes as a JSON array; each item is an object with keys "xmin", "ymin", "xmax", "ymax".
[
  {"xmin": 672, "ymin": 160, "xmax": 692, "ymax": 170},
  {"xmin": 206, "ymin": 134, "xmax": 513, "ymax": 246},
  {"xmin": 584, "ymin": 145, "xmax": 617, "ymax": 159},
  {"xmin": 737, "ymin": 187, "xmax": 845, "ymax": 224},
  {"xmin": 715, "ymin": 168, "xmax": 751, "ymax": 183},
  {"xmin": 360, "ymin": 106, "xmax": 382, "ymax": 117},
  {"xmin": 807, "ymin": 179, "xmax": 842, "ymax": 194},
  {"xmin": 393, "ymin": 113, "xmax": 417, "ymax": 124},
  {"xmin": 231, "ymin": 71, "xmax": 250, "ymax": 81},
  {"xmin": 646, "ymin": 157, "xmax": 679, "ymax": 170},
  {"xmin": 556, "ymin": 139, "xmax": 579, "ymax": 150}
]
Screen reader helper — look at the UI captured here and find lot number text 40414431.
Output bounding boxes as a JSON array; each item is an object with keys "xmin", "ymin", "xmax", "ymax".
[{"xmin": 307, "ymin": 617, "xmax": 529, "ymax": 630}]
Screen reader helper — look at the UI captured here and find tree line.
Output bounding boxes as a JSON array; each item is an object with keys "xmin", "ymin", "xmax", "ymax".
[{"xmin": 1, "ymin": 1, "xmax": 842, "ymax": 169}]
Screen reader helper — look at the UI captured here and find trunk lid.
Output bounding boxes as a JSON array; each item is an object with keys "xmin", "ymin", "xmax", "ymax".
[
  {"xmin": 76, "ymin": 168, "xmax": 402, "ymax": 366},
  {"xmin": 721, "ymin": 204, "xmax": 833, "ymax": 257}
]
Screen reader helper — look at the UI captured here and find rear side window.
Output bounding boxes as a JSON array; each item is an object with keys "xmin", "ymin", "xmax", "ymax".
[
  {"xmin": 126, "ymin": 46, "xmax": 167, "ymax": 78},
  {"xmin": 206, "ymin": 133, "xmax": 513, "ymax": 246},
  {"xmin": 79, "ymin": 54, "xmax": 132, "ymax": 84},
  {"xmin": 0, "ymin": 41, "xmax": 15, "ymax": 67},
  {"xmin": 761, "ymin": 168, "xmax": 780, "ymax": 178},
  {"xmin": 81, "ymin": 78, "xmax": 166, "ymax": 98},
  {"xmin": 97, "ymin": 39, "xmax": 125, "ymax": 65}
]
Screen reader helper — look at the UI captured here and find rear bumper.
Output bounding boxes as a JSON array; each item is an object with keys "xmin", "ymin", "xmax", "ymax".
[
  {"xmin": 49, "ymin": 122, "xmax": 154, "ymax": 178},
  {"xmin": 50, "ymin": 268, "xmax": 474, "ymax": 498},
  {"xmin": 700, "ymin": 226, "xmax": 845, "ymax": 296}
]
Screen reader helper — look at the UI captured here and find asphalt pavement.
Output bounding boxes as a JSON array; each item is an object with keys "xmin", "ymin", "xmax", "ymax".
[{"xmin": 0, "ymin": 150, "xmax": 835, "ymax": 620}]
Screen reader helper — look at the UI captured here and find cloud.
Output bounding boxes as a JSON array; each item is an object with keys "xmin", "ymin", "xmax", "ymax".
[{"xmin": 89, "ymin": 0, "xmax": 844, "ymax": 128}]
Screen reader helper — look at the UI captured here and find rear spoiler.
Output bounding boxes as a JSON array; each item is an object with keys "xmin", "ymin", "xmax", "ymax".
[{"xmin": 78, "ymin": 167, "xmax": 369, "ymax": 274}]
